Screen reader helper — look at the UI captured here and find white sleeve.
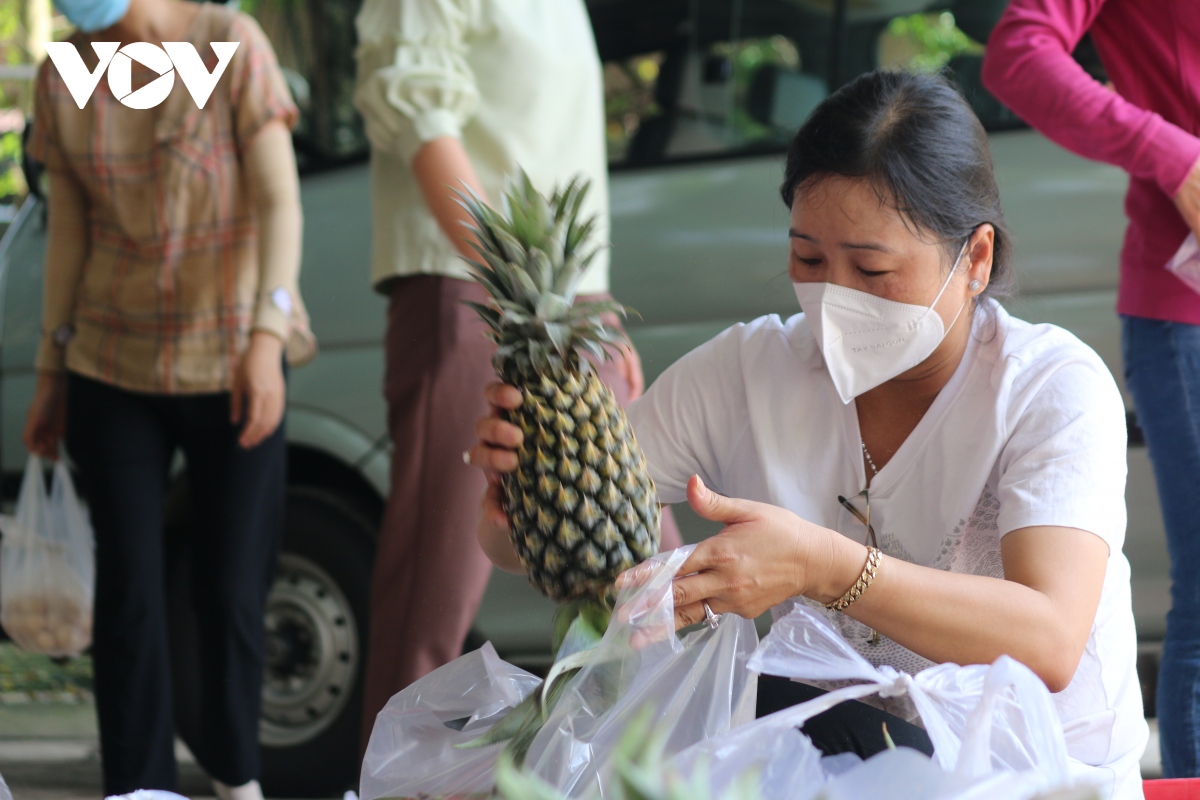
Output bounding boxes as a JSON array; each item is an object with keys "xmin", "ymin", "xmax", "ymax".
[
  {"xmin": 626, "ymin": 324, "xmax": 752, "ymax": 505},
  {"xmin": 353, "ymin": 0, "xmax": 480, "ymax": 164},
  {"xmin": 996, "ymin": 350, "xmax": 1128, "ymax": 552}
]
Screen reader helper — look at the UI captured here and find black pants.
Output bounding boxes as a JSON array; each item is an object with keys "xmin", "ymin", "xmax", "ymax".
[
  {"xmin": 756, "ymin": 675, "xmax": 935, "ymax": 759},
  {"xmin": 66, "ymin": 373, "xmax": 285, "ymax": 795}
]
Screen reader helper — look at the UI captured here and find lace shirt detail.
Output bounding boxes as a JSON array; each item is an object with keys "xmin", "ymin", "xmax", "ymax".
[{"xmin": 772, "ymin": 485, "xmax": 1006, "ymax": 690}]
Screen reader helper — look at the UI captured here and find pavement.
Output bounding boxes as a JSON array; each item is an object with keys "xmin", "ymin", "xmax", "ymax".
[
  {"xmin": 0, "ymin": 702, "xmax": 218, "ymax": 800},
  {"xmin": 0, "ymin": 700, "xmax": 1166, "ymax": 799}
]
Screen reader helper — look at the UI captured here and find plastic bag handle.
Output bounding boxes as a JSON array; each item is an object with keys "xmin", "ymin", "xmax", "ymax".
[
  {"xmin": 952, "ymin": 656, "xmax": 1070, "ymax": 784},
  {"xmin": 6, "ymin": 455, "xmax": 49, "ymax": 545},
  {"xmin": 50, "ymin": 460, "xmax": 94, "ymax": 551}
]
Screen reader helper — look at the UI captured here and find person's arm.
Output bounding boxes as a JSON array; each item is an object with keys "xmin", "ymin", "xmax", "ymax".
[
  {"xmin": 980, "ymin": 0, "xmax": 1200, "ymax": 229},
  {"xmin": 230, "ymin": 121, "xmax": 300, "ymax": 449},
  {"xmin": 412, "ymin": 135, "xmax": 487, "ymax": 259},
  {"xmin": 24, "ymin": 169, "xmax": 89, "ymax": 460},
  {"xmin": 354, "ymin": 0, "xmax": 483, "ymax": 246},
  {"xmin": 666, "ymin": 478, "xmax": 1106, "ymax": 692}
]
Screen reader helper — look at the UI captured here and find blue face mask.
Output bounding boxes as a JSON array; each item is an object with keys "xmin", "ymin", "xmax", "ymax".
[{"xmin": 54, "ymin": 0, "xmax": 130, "ymax": 33}]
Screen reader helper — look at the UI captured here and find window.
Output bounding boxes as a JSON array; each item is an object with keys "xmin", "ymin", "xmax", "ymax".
[
  {"xmin": 595, "ymin": 0, "xmax": 835, "ymax": 167},
  {"xmin": 873, "ymin": 7, "xmax": 1024, "ymax": 131},
  {"xmin": 241, "ymin": 0, "xmax": 369, "ymax": 168},
  {"xmin": 871, "ymin": 3, "xmax": 1108, "ymax": 132}
]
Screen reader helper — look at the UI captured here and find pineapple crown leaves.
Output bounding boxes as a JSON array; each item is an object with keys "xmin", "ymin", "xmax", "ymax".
[{"xmin": 453, "ymin": 170, "xmax": 634, "ymax": 378}]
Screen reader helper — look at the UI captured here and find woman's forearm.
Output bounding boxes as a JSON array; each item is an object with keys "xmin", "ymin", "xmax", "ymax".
[
  {"xmin": 244, "ymin": 121, "xmax": 302, "ymax": 342},
  {"xmin": 411, "ymin": 135, "xmax": 486, "ymax": 259},
  {"xmin": 816, "ymin": 526, "xmax": 1108, "ymax": 692},
  {"xmin": 36, "ymin": 170, "xmax": 89, "ymax": 373}
]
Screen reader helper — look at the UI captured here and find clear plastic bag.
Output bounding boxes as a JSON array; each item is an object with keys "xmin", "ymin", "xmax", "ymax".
[
  {"xmin": 521, "ymin": 545, "xmax": 760, "ymax": 797},
  {"xmin": 1167, "ymin": 233, "xmax": 1200, "ymax": 296},
  {"xmin": 671, "ymin": 604, "xmax": 1081, "ymax": 800},
  {"xmin": 360, "ymin": 545, "xmax": 759, "ymax": 800},
  {"xmin": 0, "ymin": 456, "xmax": 94, "ymax": 657},
  {"xmin": 360, "ymin": 641, "xmax": 542, "ymax": 800}
]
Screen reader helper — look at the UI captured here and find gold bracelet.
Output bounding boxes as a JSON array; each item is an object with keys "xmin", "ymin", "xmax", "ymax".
[{"xmin": 824, "ymin": 546, "xmax": 882, "ymax": 613}]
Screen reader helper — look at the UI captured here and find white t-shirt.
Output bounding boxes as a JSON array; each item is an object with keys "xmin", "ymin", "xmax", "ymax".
[{"xmin": 626, "ymin": 301, "xmax": 1147, "ymax": 799}]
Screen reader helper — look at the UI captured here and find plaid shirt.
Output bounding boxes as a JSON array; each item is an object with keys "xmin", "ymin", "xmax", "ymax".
[{"xmin": 27, "ymin": 3, "xmax": 298, "ymax": 393}]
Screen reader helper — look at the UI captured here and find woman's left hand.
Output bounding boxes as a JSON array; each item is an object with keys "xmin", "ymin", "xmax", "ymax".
[
  {"xmin": 232, "ymin": 331, "xmax": 286, "ymax": 449},
  {"xmin": 620, "ymin": 475, "xmax": 835, "ymax": 630}
]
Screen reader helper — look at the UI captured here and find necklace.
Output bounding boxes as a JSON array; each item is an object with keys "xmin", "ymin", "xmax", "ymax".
[{"xmin": 861, "ymin": 440, "xmax": 880, "ymax": 477}]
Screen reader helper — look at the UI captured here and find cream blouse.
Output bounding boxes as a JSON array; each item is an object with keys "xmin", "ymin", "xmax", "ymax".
[{"xmin": 353, "ymin": 0, "xmax": 611, "ymax": 293}]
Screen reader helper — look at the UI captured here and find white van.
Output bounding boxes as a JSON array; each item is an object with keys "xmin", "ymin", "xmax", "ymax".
[{"xmin": 0, "ymin": 0, "xmax": 1165, "ymax": 794}]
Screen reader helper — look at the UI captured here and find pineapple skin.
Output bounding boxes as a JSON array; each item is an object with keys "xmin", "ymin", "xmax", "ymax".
[{"xmin": 503, "ymin": 366, "xmax": 661, "ymax": 602}]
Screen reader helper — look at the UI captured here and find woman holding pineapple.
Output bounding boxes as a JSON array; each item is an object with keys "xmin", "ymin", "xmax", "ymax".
[{"xmin": 470, "ymin": 70, "xmax": 1147, "ymax": 798}]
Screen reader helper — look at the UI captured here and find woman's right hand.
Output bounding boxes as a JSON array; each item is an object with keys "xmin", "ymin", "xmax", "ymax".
[
  {"xmin": 468, "ymin": 383, "xmax": 526, "ymax": 571},
  {"xmin": 23, "ymin": 372, "xmax": 68, "ymax": 460}
]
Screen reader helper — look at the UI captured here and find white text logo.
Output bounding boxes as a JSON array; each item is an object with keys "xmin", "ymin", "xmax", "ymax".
[{"xmin": 45, "ymin": 41, "xmax": 239, "ymax": 110}]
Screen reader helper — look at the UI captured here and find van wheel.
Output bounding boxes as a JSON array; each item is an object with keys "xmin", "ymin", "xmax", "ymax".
[{"xmin": 169, "ymin": 486, "xmax": 375, "ymax": 798}]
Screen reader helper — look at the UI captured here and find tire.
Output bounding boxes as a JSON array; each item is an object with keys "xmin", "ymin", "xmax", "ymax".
[{"xmin": 169, "ymin": 485, "xmax": 375, "ymax": 798}]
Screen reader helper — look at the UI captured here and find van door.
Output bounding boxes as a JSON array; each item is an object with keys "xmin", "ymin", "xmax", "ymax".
[{"xmin": 0, "ymin": 194, "xmax": 48, "ymax": 482}]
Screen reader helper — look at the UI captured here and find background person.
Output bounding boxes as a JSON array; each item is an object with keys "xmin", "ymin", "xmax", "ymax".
[
  {"xmin": 351, "ymin": 0, "xmax": 682, "ymax": 747},
  {"xmin": 472, "ymin": 71, "xmax": 1147, "ymax": 798},
  {"xmin": 981, "ymin": 0, "xmax": 1200, "ymax": 778},
  {"xmin": 22, "ymin": 0, "xmax": 312, "ymax": 796}
]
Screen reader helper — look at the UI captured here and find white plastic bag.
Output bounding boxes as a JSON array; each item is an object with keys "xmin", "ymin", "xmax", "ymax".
[
  {"xmin": 360, "ymin": 545, "xmax": 759, "ymax": 800},
  {"xmin": 521, "ymin": 545, "xmax": 760, "ymax": 797},
  {"xmin": 1167, "ymin": 233, "xmax": 1200, "ymax": 296},
  {"xmin": 0, "ymin": 456, "xmax": 95, "ymax": 657},
  {"xmin": 671, "ymin": 604, "xmax": 1080, "ymax": 800},
  {"xmin": 360, "ymin": 641, "xmax": 542, "ymax": 800}
]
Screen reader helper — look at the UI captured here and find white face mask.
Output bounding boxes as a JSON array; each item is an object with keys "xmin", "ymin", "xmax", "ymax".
[{"xmin": 793, "ymin": 243, "xmax": 970, "ymax": 404}]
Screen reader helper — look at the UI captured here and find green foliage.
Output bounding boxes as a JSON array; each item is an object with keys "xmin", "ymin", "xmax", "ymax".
[
  {"xmin": 886, "ymin": 12, "xmax": 983, "ymax": 73},
  {"xmin": 0, "ymin": 643, "xmax": 93, "ymax": 696},
  {"xmin": 0, "ymin": 0, "xmax": 41, "ymax": 206},
  {"xmin": 0, "ymin": 130, "xmax": 22, "ymax": 202},
  {"xmin": 720, "ymin": 36, "xmax": 801, "ymax": 143},
  {"xmin": 605, "ymin": 35, "xmax": 802, "ymax": 160},
  {"xmin": 0, "ymin": 1, "xmax": 20, "ymax": 60}
]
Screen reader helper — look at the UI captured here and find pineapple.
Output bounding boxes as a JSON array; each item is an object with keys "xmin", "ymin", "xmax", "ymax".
[{"xmin": 458, "ymin": 172, "xmax": 661, "ymax": 602}]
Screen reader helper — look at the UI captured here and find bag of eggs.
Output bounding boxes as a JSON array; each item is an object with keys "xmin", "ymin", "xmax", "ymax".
[{"xmin": 0, "ymin": 456, "xmax": 94, "ymax": 658}]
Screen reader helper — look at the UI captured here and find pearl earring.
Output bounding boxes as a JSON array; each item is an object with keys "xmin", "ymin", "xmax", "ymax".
[{"xmin": 969, "ymin": 279, "xmax": 982, "ymax": 292}]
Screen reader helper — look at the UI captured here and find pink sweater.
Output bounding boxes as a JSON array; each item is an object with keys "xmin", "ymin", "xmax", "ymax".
[{"xmin": 981, "ymin": 0, "xmax": 1200, "ymax": 325}]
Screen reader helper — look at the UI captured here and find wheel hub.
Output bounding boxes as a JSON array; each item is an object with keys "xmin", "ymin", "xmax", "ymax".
[{"xmin": 259, "ymin": 553, "xmax": 359, "ymax": 748}]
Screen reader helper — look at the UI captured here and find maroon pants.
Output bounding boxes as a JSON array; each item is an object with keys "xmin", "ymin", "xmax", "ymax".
[{"xmin": 361, "ymin": 275, "xmax": 682, "ymax": 746}]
